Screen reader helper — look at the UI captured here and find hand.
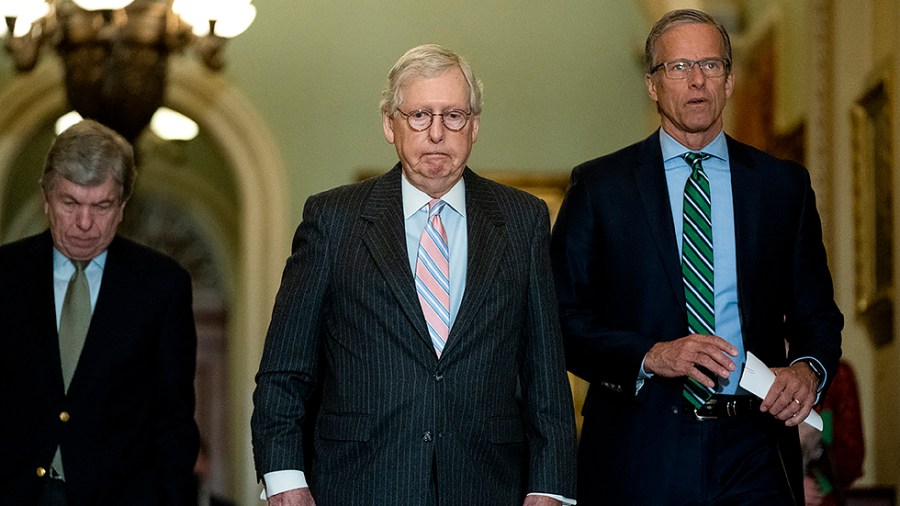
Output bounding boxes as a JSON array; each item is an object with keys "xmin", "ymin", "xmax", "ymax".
[
  {"xmin": 644, "ymin": 334, "xmax": 738, "ymax": 388},
  {"xmin": 803, "ymin": 475, "xmax": 825, "ymax": 506},
  {"xmin": 760, "ymin": 362, "xmax": 817, "ymax": 426},
  {"xmin": 269, "ymin": 488, "xmax": 316, "ymax": 506},
  {"xmin": 523, "ymin": 495, "xmax": 562, "ymax": 506}
]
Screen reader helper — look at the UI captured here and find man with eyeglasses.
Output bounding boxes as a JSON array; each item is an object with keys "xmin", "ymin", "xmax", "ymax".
[
  {"xmin": 252, "ymin": 44, "xmax": 576, "ymax": 506},
  {"xmin": 550, "ymin": 9, "xmax": 842, "ymax": 505}
]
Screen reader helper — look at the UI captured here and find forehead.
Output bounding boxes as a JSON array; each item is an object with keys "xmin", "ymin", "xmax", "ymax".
[
  {"xmin": 400, "ymin": 67, "xmax": 470, "ymax": 108},
  {"xmin": 655, "ymin": 23, "xmax": 725, "ymax": 60},
  {"xmin": 49, "ymin": 176, "xmax": 120, "ymax": 203}
]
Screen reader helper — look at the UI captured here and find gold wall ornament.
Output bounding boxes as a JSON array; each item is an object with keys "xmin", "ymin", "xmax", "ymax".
[{"xmin": 851, "ymin": 68, "xmax": 895, "ymax": 347}]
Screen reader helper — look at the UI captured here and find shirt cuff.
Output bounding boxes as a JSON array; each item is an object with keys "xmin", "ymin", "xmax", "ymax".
[
  {"xmin": 527, "ymin": 492, "xmax": 576, "ymax": 505},
  {"xmin": 791, "ymin": 356, "xmax": 827, "ymax": 403},
  {"xmin": 260, "ymin": 470, "xmax": 308, "ymax": 500}
]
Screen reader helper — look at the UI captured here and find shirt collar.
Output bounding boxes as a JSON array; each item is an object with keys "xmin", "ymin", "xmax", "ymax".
[
  {"xmin": 401, "ymin": 173, "xmax": 466, "ymax": 219},
  {"xmin": 660, "ymin": 129, "xmax": 729, "ymax": 165},
  {"xmin": 53, "ymin": 248, "xmax": 107, "ymax": 271}
]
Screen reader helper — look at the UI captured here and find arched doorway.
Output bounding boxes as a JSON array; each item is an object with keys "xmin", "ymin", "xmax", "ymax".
[{"xmin": 0, "ymin": 58, "xmax": 290, "ymax": 504}]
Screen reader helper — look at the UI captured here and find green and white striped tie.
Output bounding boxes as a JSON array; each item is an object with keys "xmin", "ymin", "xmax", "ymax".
[{"xmin": 681, "ymin": 152, "xmax": 716, "ymax": 408}]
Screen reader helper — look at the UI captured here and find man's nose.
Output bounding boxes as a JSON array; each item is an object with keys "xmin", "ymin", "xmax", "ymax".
[
  {"xmin": 688, "ymin": 66, "xmax": 707, "ymax": 87},
  {"xmin": 427, "ymin": 115, "xmax": 445, "ymax": 142},
  {"xmin": 75, "ymin": 206, "xmax": 93, "ymax": 229}
]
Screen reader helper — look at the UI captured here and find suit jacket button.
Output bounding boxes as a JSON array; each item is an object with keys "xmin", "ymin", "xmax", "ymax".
[
  {"xmin": 434, "ymin": 372, "xmax": 444, "ymax": 382},
  {"xmin": 36, "ymin": 467, "xmax": 47, "ymax": 478},
  {"xmin": 423, "ymin": 431, "xmax": 433, "ymax": 442},
  {"xmin": 59, "ymin": 411, "xmax": 70, "ymax": 422}
]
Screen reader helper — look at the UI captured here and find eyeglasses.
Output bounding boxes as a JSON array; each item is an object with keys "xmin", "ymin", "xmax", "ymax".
[
  {"xmin": 650, "ymin": 58, "xmax": 730, "ymax": 79},
  {"xmin": 396, "ymin": 109, "xmax": 472, "ymax": 131}
]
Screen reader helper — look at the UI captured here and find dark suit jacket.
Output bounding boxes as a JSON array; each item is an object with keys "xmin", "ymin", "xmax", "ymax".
[
  {"xmin": 0, "ymin": 231, "xmax": 199, "ymax": 506},
  {"xmin": 550, "ymin": 132, "xmax": 843, "ymax": 505},
  {"xmin": 251, "ymin": 165, "xmax": 577, "ymax": 506}
]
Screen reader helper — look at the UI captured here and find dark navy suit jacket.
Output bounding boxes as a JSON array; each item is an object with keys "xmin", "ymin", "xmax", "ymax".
[
  {"xmin": 550, "ymin": 132, "xmax": 843, "ymax": 505},
  {"xmin": 0, "ymin": 232, "xmax": 199, "ymax": 506}
]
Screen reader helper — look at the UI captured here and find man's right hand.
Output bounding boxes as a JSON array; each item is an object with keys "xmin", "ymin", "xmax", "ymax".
[
  {"xmin": 269, "ymin": 488, "xmax": 316, "ymax": 506},
  {"xmin": 644, "ymin": 334, "xmax": 738, "ymax": 388}
]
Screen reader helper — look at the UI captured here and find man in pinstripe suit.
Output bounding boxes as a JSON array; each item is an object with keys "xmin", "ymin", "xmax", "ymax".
[{"xmin": 251, "ymin": 45, "xmax": 577, "ymax": 506}]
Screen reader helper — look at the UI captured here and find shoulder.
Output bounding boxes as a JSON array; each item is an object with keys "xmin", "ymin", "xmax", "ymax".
[
  {"xmin": 107, "ymin": 236, "xmax": 191, "ymax": 283},
  {"xmin": 0, "ymin": 231, "xmax": 51, "ymax": 269},
  {"xmin": 311, "ymin": 166, "xmax": 396, "ymax": 205},
  {"xmin": 726, "ymin": 135, "xmax": 810, "ymax": 181},
  {"xmin": 465, "ymin": 169, "xmax": 547, "ymax": 215},
  {"xmin": 571, "ymin": 133, "xmax": 659, "ymax": 183},
  {"xmin": 302, "ymin": 166, "xmax": 399, "ymax": 220}
]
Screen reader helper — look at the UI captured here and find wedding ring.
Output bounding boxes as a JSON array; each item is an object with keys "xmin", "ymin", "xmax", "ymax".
[{"xmin": 792, "ymin": 398, "xmax": 801, "ymax": 405}]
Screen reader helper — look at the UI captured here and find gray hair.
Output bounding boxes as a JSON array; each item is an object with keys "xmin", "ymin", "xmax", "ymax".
[
  {"xmin": 379, "ymin": 44, "xmax": 484, "ymax": 116},
  {"xmin": 644, "ymin": 9, "xmax": 733, "ymax": 74},
  {"xmin": 40, "ymin": 119, "xmax": 136, "ymax": 202}
]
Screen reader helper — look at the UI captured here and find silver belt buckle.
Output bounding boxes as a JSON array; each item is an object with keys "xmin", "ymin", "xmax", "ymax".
[{"xmin": 693, "ymin": 397, "xmax": 718, "ymax": 421}]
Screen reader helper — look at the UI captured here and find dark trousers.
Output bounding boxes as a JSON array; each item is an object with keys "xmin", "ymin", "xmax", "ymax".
[
  {"xmin": 669, "ymin": 413, "xmax": 794, "ymax": 506},
  {"xmin": 37, "ymin": 478, "xmax": 68, "ymax": 506}
]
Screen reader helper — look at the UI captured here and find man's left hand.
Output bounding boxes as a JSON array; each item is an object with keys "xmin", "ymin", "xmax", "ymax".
[
  {"xmin": 760, "ymin": 362, "xmax": 818, "ymax": 426},
  {"xmin": 523, "ymin": 495, "xmax": 562, "ymax": 506}
]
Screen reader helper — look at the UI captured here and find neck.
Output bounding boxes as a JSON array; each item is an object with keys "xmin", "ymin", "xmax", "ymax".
[{"xmin": 661, "ymin": 125, "xmax": 722, "ymax": 151}]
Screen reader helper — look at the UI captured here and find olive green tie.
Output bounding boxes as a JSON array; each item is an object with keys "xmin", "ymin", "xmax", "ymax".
[
  {"xmin": 59, "ymin": 260, "xmax": 91, "ymax": 391},
  {"xmin": 52, "ymin": 259, "xmax": 92, "ymax": 480}
]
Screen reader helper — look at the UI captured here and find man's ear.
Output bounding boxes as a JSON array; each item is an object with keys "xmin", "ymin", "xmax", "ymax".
[
  {"xmin": 645, "ymin": 73, "xmax": 659, "ymax": 103},
  {"xmin": 382, "ymin": 113, "xmax": 396, "ymax": 144}
]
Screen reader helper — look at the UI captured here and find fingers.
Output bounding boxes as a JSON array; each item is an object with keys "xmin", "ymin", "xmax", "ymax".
[
  {"xmin": 645, "ymin": 334, "xmax": 738, "ymax": 385},
  {"xmin": 760, "ymin": 364, "xmax": 818, "ymax": 426}
]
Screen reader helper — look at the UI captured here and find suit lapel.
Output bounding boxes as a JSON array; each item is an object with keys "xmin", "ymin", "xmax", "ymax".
[
  {"xmin": 633, "ymin": 132, "xmax": 685, "ymax": 308},
  {"xmin": 360, "ymin": 166, "xmax": 433, "ymax": 349},
  {"xmin": 444, "ymin": 169, "xmax": 506, "ymax": 355},
  {"xmin": 66, "ymin": 237, "xmax": 125, "ymax": 395},
  {"xmin": 726, "ymin": 136, "xmax": 762, "ymax": 330},
  {"xmin": 28, "ymin": 232, "xmax": 66, "ymax": 392}
]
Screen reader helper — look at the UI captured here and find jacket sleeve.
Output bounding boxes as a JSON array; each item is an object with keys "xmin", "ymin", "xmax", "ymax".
[{"xmin": 251, "ymin": 194, "xmax": 332, "ymax": 477}]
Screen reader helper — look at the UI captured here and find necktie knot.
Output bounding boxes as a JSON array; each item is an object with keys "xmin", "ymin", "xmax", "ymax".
[
  {"xmin": 72, "ymin": 260, "xmax": 89, "ymax": 273},
  {"xmin": 682, "ymin": 152, "xmax": 712, "ymax": 179},
  {"xmin": 427, "ymin": 199, "xmax": 446, "ymax": 217}
]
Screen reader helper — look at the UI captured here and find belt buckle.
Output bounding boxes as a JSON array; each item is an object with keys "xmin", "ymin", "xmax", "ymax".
[{"xmin": 692, "ymin": 398, "xmax": 719, "ymax": 421}]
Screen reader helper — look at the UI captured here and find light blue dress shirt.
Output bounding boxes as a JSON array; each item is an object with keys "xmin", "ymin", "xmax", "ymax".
[
  {"xmin": 661, "ymin": 129, "xmax": 745, "ymax": 394},
  {"xmin": 53, "ymin": 249, "xmax": 106, "ymax": 327}
]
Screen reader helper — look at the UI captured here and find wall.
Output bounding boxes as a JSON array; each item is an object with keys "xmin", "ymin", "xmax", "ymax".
[
  {"xmin": 11, "ymin": 0, "xmax": 896, "ymax": 501},
  {"xmin": 224, "ymin": 0, "xmax": 650, "ymax": 220},
  {"xmin": 0, "ymin": 3, "xmax": 652, "ymax": 504},
  {"xmin": 751, "ymin": 0, "xmax": 900, "ymax": 493}
]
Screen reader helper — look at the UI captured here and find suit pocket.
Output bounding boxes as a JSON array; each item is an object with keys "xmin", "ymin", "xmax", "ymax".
[
  {"xmin": 316, "ymin": 413, "xmax": 371, "ymax": 442},
  {"xmin": 487, "ymin": 415, "xmax": 525, "ymax": 444}
]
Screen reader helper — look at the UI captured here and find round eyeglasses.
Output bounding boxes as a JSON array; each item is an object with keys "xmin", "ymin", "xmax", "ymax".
[
  {"xmin": 396, "ymin": 109, "xmax": 472, "ymax": 131},
  {"xmin": 650, "ymin": 58, "xmax": 730, "ymax": 79}
]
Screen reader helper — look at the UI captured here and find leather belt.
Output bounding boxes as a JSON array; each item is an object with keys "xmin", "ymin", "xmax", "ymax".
[{"xmin": 686, "ymin": 394, "xmax": 761, "ymax": 421}]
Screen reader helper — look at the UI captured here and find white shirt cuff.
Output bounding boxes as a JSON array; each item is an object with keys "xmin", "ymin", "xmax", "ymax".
[
  {"xmin": 527, "ymin": 492, "xmax": 576, "ymax": 505},
  {"xmin": 260, "ymin": 470, "xmax": 308, "ymax": 500}
]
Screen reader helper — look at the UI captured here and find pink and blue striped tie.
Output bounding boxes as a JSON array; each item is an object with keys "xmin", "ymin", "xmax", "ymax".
[{"xmin": 415, "ymin": 199, "xmax": 450, "ymax": 357}]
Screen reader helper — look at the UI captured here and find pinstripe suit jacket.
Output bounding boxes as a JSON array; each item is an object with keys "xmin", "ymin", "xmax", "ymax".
[{"xmin": 251, "ymin": 165, "xmax": 577, "ymax": 505}]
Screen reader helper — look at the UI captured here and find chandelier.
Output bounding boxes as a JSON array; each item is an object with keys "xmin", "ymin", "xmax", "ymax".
[{"xmin": 1, "ymin": 0, "xmax": 256, "ymax": 141}]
